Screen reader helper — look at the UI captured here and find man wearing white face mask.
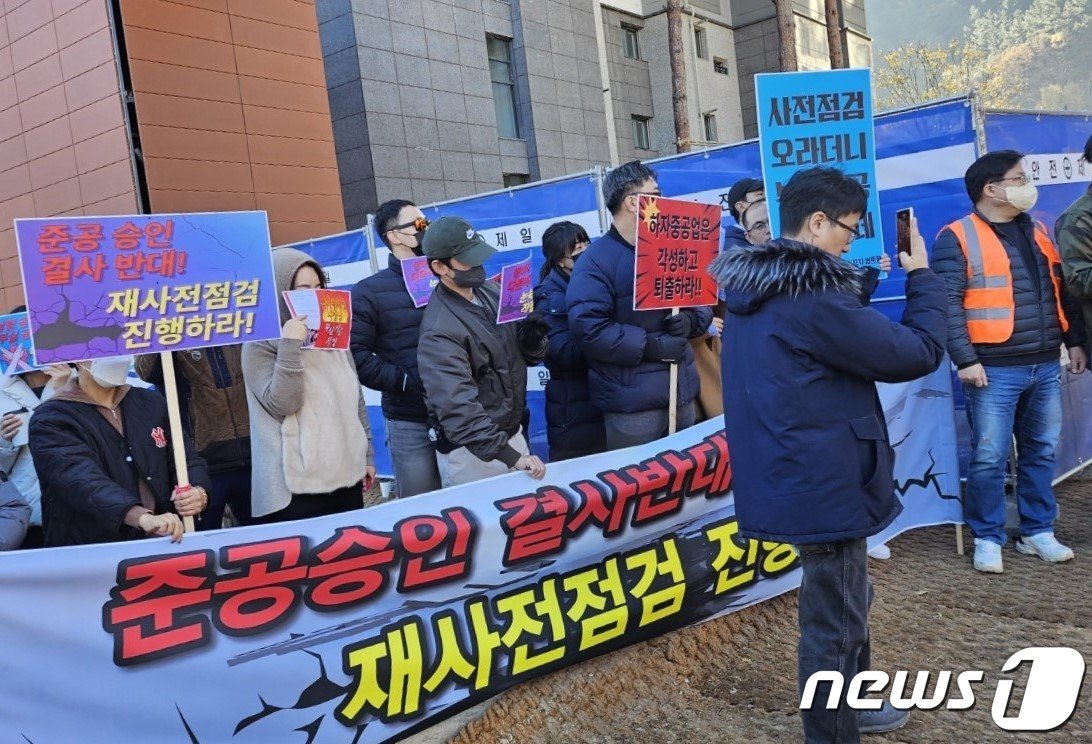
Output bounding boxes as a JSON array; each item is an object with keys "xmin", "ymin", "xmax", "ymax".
[
  {"xmin": 28, "ymin": 354, "xmax": 211, "ymax": 547},
  {"xmin": 933, "ymin": 150, "xmax": 1087, "ymax": 574}
]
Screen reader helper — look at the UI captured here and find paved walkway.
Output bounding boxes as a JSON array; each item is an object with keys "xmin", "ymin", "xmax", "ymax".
[{"xmin": 447, "ymin": 480, "xmax": 1092, "ymax": 743}]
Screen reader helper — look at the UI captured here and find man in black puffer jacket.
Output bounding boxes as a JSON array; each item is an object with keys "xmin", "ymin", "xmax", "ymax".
[
  {"xmin": 350, "ymin": 199, "xmax": 442, "ymax": 498},
  {"xmin": 567, "ymin": 161, "xmax": 713, "ymax": 450},
  {"xmin": 933, "ymin": 150, "xmax": 1086, "ymax": 574}
]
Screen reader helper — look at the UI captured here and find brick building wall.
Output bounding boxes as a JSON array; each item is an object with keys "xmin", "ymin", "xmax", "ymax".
[
  {"xmin": 0, "ymin": 0, "xmax": 344, "ymax": 312},
  {"xmin": 0, "ymin": 0, "xmax": 138, "ymax": 311},
  {"xmin": 117, "ymin": 0, "xmax": 345, "ymax": 246}
]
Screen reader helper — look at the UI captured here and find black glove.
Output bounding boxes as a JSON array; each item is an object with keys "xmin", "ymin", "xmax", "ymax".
[
  {"xmin": 516, "ymin": 315, "xmax": 549, "ymax": 354},
  {"xmin": 642, "ymin": 334, "xmax": 688, "ymax": 363},
  {"xmin": 859, "ymin": 266, "xmax": 880, "ymax": 306},
  {"xmin": 662, "ymin": 310, "xmax": 698, "ymax": 338}
]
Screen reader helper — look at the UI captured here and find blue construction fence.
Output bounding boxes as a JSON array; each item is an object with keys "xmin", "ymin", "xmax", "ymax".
[{"xmin": 278, "ymin": 96, "xmax": 1092, "ymax": 483}]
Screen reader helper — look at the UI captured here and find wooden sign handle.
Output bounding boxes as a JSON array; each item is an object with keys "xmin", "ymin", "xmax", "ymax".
[
  {"xmin": 159, "ymin": 351, "xmax": 194, "ymax": 533},
  {"xmin": 668, "ymin": 308, "xmax": 679, "ymax": 435}
]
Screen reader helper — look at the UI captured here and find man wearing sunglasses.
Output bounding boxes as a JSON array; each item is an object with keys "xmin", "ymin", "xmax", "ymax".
[
  {"xmin": 350, "ymin": 200, "xmax": 442, "ymax": 498},
  {"xmin": 933, "ymin": 150, "xmax": 1086, "ymax": 573},
  {"xmin": 567, "ymin": 160, "xmax": 713, "ymax": 450}
]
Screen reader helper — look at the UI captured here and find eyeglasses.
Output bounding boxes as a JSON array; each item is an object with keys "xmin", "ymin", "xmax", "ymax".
[
  {"xmin": 391, "ymin": 216, "xmax": 430, "ymax": 233},
  {"xmin": 628, "ymin": 190, "xmax": 663, "ymax": 200},
  {"xmin": 745, "ymin": 220, "xmax": 769, "ymax": 235},
  {"xmin": 825, "ymin": 214, "xmax": 861, "ymax": 242},
  {"xmin": 991, "ymin": 174, "xmax": 1030, "ymax": 186}
]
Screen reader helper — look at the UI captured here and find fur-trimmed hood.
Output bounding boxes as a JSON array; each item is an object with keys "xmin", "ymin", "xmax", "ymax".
[{"xmin": 710, "ymin": 238, "xmax": 864, "ymax": 315}]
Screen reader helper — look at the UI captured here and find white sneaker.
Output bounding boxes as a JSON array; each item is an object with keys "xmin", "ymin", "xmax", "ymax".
[
  {"xmin": 973, "ymin": 538, "xmax": 1003, "ymax": 573},
  {"xmin": 868, "ymin": 543, "xmax": 891, "ymax": 560},
  {"xmin": 1015, "ymin": 532, "xmax": 1074, "ymax": 563}
]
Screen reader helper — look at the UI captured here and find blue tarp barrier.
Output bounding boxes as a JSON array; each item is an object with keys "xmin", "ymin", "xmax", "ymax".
[{"xmin": 283, "ymin": 98, "xmax": 1092, "ymax": 487}]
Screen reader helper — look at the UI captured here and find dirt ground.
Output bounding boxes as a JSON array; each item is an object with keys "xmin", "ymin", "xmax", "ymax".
[{"xmin": 449, "ymin": 479, "xmax": 1092, "ymax": 743}]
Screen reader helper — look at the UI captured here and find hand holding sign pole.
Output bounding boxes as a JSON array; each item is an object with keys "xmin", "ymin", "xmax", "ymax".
[
  {"xmin": 634, "ymin": 195, "xmax": 721, "ymax": 435},
  {"xmin": 667, "ymin": 308, "xmax": 680, "ymax": 434},
  {"xmin": 159, "ymin": 351, "xmax": 194, "ymax": 532}
]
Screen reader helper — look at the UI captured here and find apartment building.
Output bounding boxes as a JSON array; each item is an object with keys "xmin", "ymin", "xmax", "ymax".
[{"xmin": 318, "ymin": 0, "xmax": 870, "ymax": 225}]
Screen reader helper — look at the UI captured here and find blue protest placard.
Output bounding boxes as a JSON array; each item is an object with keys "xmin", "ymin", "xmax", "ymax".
[
  {"xmin": 14, "ymin": 211, "xmax": 281, "ymax": 364},
  {"xmin": 755, "ymin": 68, "xmax": 884, "ymax": 268},
  {"xmin": 0, "ymin": 312, "xmax": 38, "ymax": 375}
]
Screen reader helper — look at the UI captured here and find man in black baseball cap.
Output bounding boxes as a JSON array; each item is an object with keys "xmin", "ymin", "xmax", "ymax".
[
  {"xmin": 417, "ymin": 216, "xmax": 549, "ymax": 487},
  {"xmin": 422, "ymin": 215, "xmax": 497, "ymax": 272},
  {"xmin": 724, "ymin": 177, "xmax": 765, "ymax": 250}
]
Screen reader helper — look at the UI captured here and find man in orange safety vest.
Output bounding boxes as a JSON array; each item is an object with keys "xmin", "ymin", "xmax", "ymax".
[{"xmin": 933, "ymin": 150, "xmax": 1086, "ymax": 574}]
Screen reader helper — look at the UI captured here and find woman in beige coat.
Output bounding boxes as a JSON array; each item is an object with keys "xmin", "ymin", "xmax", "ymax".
[{"xmin": 242, "ymin": 247, "xmax": 375, "ymax": 522}]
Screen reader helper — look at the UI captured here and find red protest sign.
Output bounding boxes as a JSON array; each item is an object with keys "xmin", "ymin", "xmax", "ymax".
[
  {"xmin": 282, "ymin": 289, "xmax": 352, "ymax": 350},
  {"xmin": 633, "ymin": 196, "xmax": 720, "ymax": 311}
]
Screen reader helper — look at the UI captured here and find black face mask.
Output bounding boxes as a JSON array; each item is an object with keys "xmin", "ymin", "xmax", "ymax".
[
  {"xmin": 410, "ymin": 230, "xmax": 426, "ymax": 257},
  {"xmin": 451, "ymin": 264, "xmax": 486, "ymax": 289},
  {"xmin": 558, "ymin": 250, "xmax": 583, "ymax": 277}
]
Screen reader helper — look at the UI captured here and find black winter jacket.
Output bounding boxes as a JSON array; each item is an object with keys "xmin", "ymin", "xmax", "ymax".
[
  {"xmin": 30, "ymin": 385, "xmax": 211, "ymax": 547},
  {"xmin": 418, "ymin": 282, "xmax": 546, "ymax": 466},
  {"xmin": 350, "ymin": 254, "xmax": 429, "ymax": 423},
  {"xmin": 534, "ymin": 268, "xmax": 606, "ymax": 461},
  {"xmin": 566, "ymin": 226, "xmax": 713, "ymax": 414},
  {"xmin": 713, "ymin": 240, "xmax": 947, "ymax": 544},
  {"xmin": 932, "ymin": 210, "xmax": 1086, "ymax": 368},
  {"xmin": 136, "ymin": 346, "xmax": 251, "ymax": 474}
]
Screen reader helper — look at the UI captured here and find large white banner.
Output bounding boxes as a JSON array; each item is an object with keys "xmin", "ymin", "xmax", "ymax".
[{"xmin": 0, "ymin": 367, "xmax": 960, "ymax": 743}]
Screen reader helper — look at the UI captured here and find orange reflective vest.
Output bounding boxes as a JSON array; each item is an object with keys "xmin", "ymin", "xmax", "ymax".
[{"xmin": 947, "ymin": 213, "xmax": 1069, "ymax": 345}]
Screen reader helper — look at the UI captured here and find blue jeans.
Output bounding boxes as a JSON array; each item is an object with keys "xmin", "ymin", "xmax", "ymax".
[
  {"xmin": 797, "ymin": 538, "xmax": 874, "ymax": 744},
  {"xmin": 964, "ymin": 363, "xmax": 1061, "ymax": 545},
  {"xmin": 386, "ymin": 418, "xmax": 442, "ymax": 498}
]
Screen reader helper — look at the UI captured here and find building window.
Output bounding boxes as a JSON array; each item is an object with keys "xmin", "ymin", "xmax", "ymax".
[
  {"xmin": 713, "ymin": 57, "xmax": 729, "ymax": 75},
  {"xmin": 631, "ymin": 116, "xmax": 651, "ymax": 150},
  {"xmin": 621, "ymin": 25, "xmax": 641, "ymax": 59},
  {"xmin": 703, "ymin": 113, "xmax": 717, "ymax": 143},
  {"xmin": 487, "ymin": 35, "xmax": 520, "ymax": 139},
  {"xmin": 694, "ymin": 27, "xmax": 708, "ymax": 60},
  {"xmin": 503, "ymin": 173, "xmax": 529, "ymax": 187}
]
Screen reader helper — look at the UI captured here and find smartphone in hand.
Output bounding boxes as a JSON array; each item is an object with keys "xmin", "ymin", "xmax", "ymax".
[{"xmin": 896, "ymin": 207, "xmax": 914, "ymax": 256}]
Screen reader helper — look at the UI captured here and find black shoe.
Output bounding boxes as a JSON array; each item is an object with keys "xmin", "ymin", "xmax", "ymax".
[{"xmin": 858, "ymin": 702, "xmax": 910, "ymax": 734}]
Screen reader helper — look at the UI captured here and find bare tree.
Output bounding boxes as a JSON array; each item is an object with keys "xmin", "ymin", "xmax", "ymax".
[
  {"xmin": 824, "ymin": 0, "xmax": 846, "ymax": 68},
  {"xmin": 774, "ymin": 0, "xmax": 798, "ymax": 72},
  {"xmin": 666, "ymin": 0, "xmax": 690, "ymax": 152}
]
